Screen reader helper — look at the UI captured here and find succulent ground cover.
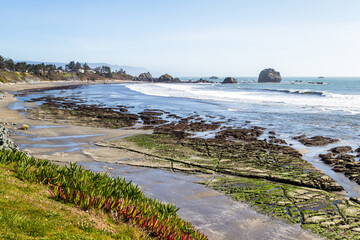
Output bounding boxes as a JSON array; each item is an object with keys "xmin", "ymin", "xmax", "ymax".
[{"xmin": 0, "ymin": 149, "xmax": 208, "ymax": 240}]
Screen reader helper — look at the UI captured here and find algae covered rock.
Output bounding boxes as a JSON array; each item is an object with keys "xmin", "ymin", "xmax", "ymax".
[
  {"xmin": 329, "ymin": 146, "xmax": 352, "ymax": 154},
  {"xmin": 295, "ymin": 135, "xmax": 339, "ymax": 146}
]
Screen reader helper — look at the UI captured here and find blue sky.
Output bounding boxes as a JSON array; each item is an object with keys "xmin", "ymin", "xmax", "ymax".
[{"xmin": 1, "ymin": 0, "xmax": 360, "ymax": 77}]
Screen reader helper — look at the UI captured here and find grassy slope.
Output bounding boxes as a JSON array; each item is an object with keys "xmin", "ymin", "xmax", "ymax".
[{"xmin": 0, "ymin": 163, "xmax": 149, "ymax": 240}]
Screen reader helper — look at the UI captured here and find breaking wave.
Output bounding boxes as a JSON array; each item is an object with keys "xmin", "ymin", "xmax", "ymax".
[{"xmin": 124, "ymin": 83, "xmax": 360, "ymax": 114}]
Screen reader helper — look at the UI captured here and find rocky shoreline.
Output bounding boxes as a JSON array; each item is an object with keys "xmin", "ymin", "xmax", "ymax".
[
  {"xmin": 18, "ymin": 87, "xmax": 344, "ymax": 191},
  {"xmin": 0, "ymin": 122, "xmax": 19, "ymax": 151},
  {"xmin": 0, "ymin": 90, "xmax": 21, "ymax": 151},
  {"xmin": 2, "ymin": 82, "xmax": 360, "ymax": 239}
]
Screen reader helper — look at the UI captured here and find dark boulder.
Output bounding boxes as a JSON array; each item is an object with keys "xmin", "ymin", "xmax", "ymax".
[
  {"xmin": 258, "ymin": 68, "xmax": 282, "ymax": 83},
  {"xmin": 182, "ymin": 78, "xmax": 211, "ymax": 83},
  {"xmin": 222, "ymin": 77, "xmax": 237, "ymax": 84},
  {"xmin": 329, "ymin": 146, "xmax": 353, "ymax": 154},
  {"xmin": 293, "ymin": 135, "xmax": 306, "ymax": 140},
  {"xmin": 296, "ymin": 135, "xmax": 339, "ymax": 146},
  {"xmin": 269, "ymin": 138, "xmax": 287, "ymax": 145},
  {"xmin": 350, "ymin": 197, "xmax": 360, "ymax": 205},
  {"xmin": 195, "ymin": 78, "xmax": 211, "ymax": 83}
]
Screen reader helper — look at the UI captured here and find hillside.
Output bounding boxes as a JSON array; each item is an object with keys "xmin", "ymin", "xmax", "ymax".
[
  {"xmin": 17, "ymin": 61, "xmax": 149, "ymax": 76},
  {"xmin": 0, "ymin": 70, "xmax": 133, "ymax": 83}
]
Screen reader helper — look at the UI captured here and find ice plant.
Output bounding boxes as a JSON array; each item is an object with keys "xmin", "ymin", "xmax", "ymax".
[{"xmin": 0, "ymin": 149, "xmax": 208, "ymax": 240}]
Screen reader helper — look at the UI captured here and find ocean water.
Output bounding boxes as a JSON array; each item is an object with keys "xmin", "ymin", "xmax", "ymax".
[{"xmin": 13, "ymin": 77, "xmax": 360, "ymax": 196}]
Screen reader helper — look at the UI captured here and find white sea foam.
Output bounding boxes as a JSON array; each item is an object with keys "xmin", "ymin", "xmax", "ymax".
[{"xmin": 124, "ymin": 83, "xmax": 360, "ymax": 114}]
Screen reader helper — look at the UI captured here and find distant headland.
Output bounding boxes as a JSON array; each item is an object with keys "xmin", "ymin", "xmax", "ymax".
[{"xmin": 1, "ymin": 54, "xmax": 283, "ymax": 84}]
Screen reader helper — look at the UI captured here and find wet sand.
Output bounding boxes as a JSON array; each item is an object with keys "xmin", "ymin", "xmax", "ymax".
[
  {"xmin": 1, "ymin": 81, "xmax": 151, "ymax": 163},
  {"xmin": 81, "ymin": 162, "xmax": 322, "ymax": 240},
  {"xmin": 0, "ymin": 81, "xmax": 323, "ymax": 239}
]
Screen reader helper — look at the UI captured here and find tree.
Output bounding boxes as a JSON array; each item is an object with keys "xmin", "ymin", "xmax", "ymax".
[
  {"xmin": 115, "ymin": 68, "xmax": 126, "ymax": 74},
  {"xmin": 4, "ymin": 59, "xmax": 15, "ymax": 71},
  {"xmin": 101, "ymin": 65, "xmax": 112, "ymax": 78},
  {"xmin": 75, "ymin": 62, "xmax": 82, "ymax": 70},
  {"xmin": 65, "ymin": 61, "xmax": 75, "ymax": 72},
  {"xmin": 15, "ymin": 62, "xmax": 27, "ymax": 72},
  {"xmin": 39, "ymin": 63, "xmax": 46, "ymax": 72},
  {"xmin": 45, "ymin": 64, "xmax": 56, "ymax": 71},
  {"xmin": 0, "ymin": 55, "xmax": 5, "ymax": 69},
  {"xmin": 26, "ymin": 64, "xmax": 33, "ymax": 72},
  {"xmin": 94, "ymin": 67, "xmax": 101, "ymax": 74},
  {"xmin": 83, "ymin": 63, "xmax": 91, "ymax": 71},
  {"xmin": 32, "ymin": 64, "xmax": 43, "ymax": 75}
]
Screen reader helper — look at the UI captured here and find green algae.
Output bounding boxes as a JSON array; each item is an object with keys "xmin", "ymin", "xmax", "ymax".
[
  {"xmin": 125, "ymin": 134, "xmax": 342, "ymax": 191},
  {"xmin": 124, "ymin": 133, "xmax": 360, "ymax": 239},
  {"xmin": 206, "ymin": 175, "xmax": 360, "ymax": 240}
]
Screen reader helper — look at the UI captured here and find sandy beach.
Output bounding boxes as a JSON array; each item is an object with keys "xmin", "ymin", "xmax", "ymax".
[{"xmin": 1, "ymin": 81, "xmax": 152, "ymax": 164}]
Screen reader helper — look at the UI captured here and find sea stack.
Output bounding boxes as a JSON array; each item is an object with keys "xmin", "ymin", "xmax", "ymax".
[
  {"xmin": 258, "ymin": 68, "xmax": 282, "ymax": 83},
  {"xmin": 133, "ymin": 72, "xmax": 153, "ymax": 82},
  {"xmin": 158, "ymin": 73, "xmax": 174, "ymax": 82},
  {"xmin": 222, "ymin": 77, "xmax": 238, "ymax": 84},
  {"xmin": 138, "ymin": 72, "xmax": 153, "ymax": 81}
]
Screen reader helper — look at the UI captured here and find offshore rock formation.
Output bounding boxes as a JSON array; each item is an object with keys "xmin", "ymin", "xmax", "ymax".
[
  {"xmin": 258, "ymin": 68, "xmax": 282, "ymax": 83},
  {"xmin": 191, "ymin": 78, "xmax": 212, "ymax": 83},
  {"xmin": 135, "ymin": 72, "xmax": 154, "ymax": 82},
  {"xmin": 134, "ymin": 73, "xmax": 210, "ymax": 83},
  {"xmin": 158, "ymin": 74, "xmax": 180, "ymax": 83},
  {"xmin": 222, "ymin": 77, "xmax": 238, "ymax": 84}
]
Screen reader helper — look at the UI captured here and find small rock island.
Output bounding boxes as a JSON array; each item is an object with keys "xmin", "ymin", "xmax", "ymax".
[
  {"xmin": 258, "ymin": 68, "xmax": 282, "ymax": 83},
  {"xmin": 222, "ymin": 77, "xmax": 238, "ymax": 84}
]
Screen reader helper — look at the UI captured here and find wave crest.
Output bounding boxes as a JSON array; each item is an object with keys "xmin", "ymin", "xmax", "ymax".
[{"xmin": 124, "ymin": 83, "xmax": 360, "ymax": 114}]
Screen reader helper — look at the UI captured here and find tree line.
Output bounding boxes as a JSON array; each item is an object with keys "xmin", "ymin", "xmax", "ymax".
[
  {"xmin": 0, "ymin": 55, "xmax": 126, "ymax": 77},
  {"xmin": 0, "ymin": 55, "xmax": 59, "ymax": 73}
]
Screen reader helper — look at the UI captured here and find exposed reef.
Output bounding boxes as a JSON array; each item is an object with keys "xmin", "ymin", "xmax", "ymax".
[
  {"xmin": 293, "ymin": 135, "xmax": 339, "ymax": 147},
  {"xmin": 319, "ymin": 146, "xmax": 360, "ymax": 185}
]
